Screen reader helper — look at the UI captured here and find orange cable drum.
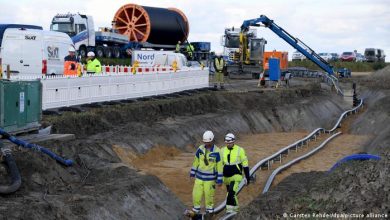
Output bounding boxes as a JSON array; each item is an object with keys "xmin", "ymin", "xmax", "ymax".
[{"xmin": 113, "ymin": 4, "xmax": 189, "ymax": 45}]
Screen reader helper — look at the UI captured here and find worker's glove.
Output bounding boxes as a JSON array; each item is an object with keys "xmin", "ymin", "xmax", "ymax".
[
  {"xmin": 244, "ymin": 167, "xmax": 250, "ymax": 186},
  {"xmin": 242, "ymin": 178, "xmax": 248, "ymax": 186}
]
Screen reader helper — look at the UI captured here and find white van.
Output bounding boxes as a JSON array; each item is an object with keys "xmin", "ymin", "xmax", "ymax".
[
  {"xmin": 0, "ymin": 25, "xmax": 74, "ymax": 78},
  {"xmin": 153, "ymin": 52, "xmax": 188, "ymax": 70}
]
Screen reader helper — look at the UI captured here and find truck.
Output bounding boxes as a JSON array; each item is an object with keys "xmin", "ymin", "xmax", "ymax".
[
  {"xmin": 50, "ymin": 13, "xmax": 211, "ymax": 61},
  {"xmin": 221, "ymin": 27, "xmax": 267, "ymax": 79},
  {"xmin": 51, "ymin": 13, "xmax": 129, "ymax": 58},
  {"xmin": 1, "ymin": 24, "xmax": 74, "ymax": 77},
  {"xmin": 364, "ymin": 48, "xmax": 386, "ymax": 62}
]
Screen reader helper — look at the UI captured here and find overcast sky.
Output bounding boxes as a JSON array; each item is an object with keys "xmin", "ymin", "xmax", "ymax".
[{"xmin": 1, "ymin": 0, "xmax": 389, "ymax": 61}]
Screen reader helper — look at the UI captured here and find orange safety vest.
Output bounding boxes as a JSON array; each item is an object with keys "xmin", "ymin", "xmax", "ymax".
[{"xmin": 64, "ymin": 61, "xmax": 78, "ymax": 76}]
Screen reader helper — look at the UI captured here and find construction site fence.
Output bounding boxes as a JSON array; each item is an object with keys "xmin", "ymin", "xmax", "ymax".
[{"xmin": 9, "ymin": 66, "xmax": 209, "ymax": 110}]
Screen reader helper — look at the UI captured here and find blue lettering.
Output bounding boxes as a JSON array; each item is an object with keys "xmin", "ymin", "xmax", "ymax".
[{"xmin": 136, "ymin": 53, "xmax": 155, "ymax": 61}]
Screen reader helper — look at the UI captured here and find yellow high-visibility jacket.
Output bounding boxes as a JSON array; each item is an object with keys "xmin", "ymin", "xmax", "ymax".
[
  {"xmin": 86, "ymin": 58, "xmax": 102, "ymax": 74},
  {"xmin": 221, "ymin": 144, "xmax": 248, "ymax": 177},
  {"xmin": 190, "ymin": 144, "xmax": 223, "ymax": 184}
]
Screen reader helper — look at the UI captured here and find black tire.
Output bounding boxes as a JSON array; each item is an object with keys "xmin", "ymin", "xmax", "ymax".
[
  {"xmin": 95, "ymin": 46, "xmax": 105, "ymax": 58},
  {"xmin": 104, "ymin": 47, "xmax": 112, "ymax": 58},
  {"xmin": 112, "ymin": 47, "xmax": 121, "ymax": 58},
  {"xmin": 79, "ymin": 46, "xmax": 87, "ymax": 58}
]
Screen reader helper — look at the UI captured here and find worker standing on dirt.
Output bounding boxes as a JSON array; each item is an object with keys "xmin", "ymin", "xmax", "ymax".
[
  {"xmin": 64, "ymin": 46, "xmax": 79, "ymax": 76},
  {"xmin": 85, "ymin": 51, "xmax": 102, "ymax": 74},
  {"xmin": 213, "ymin": 53, "xmax": 225, "ymax": 89},
  {"xmin": 190, "ymin": 130, "xmax": 223, "ymax": 215},
  {"xmin": 221, "ymin": 133, "xmax": 250, "ymax": 214}
]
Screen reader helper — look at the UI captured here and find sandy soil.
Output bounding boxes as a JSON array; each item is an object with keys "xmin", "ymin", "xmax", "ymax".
[{"xmin": 114, "ymin": 131, "xmax": 368, "ymax": 211}]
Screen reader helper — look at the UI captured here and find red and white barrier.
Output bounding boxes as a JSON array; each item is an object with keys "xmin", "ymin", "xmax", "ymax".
[{"xmin": 9, "ymin": 67, "xmax": 208, "ymax": 110}]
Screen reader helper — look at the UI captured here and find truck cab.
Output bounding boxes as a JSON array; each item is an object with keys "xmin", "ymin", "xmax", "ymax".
[
  {"xmin": 51, "ymin": 13, "xmax": 95, "ymax": 57},
  {"xmin": 221, "ymin": 27, "xmax": 266, "ymax": 79}
]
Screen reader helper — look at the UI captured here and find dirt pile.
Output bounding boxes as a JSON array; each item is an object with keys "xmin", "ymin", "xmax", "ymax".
[
  {"xmin": 0, "ymin": 139, "xmax": 185, "ymax": 219},
  {"xmin": 237, "ymin": 159, "xmax": 389, "ymax": 219},
  {"xmin": 353, "ymin": 65, "xmax": 390, "ymax": 90}
]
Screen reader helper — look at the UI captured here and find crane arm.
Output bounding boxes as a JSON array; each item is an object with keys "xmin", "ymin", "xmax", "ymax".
[{"xmin": 241, "ymin": 15, "xmax": 334, "ymax": 75}]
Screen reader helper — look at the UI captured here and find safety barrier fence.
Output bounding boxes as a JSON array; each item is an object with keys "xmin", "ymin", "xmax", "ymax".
[
  {"xmin": 215, "ymin": 99, "xmax": 364, "ymax": 218},
  {"xmin": 9, "ymin": 67, "xmax": 209, "ymax": 110}
]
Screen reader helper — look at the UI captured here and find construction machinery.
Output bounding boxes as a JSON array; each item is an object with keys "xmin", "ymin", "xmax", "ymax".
[
  {"xmin": 240, "ymin": 15, "xmax": 335, "ymax": 75},
  {"xmin": 222, "ymin": 27, "xmax": 267, "ymax": 79}
]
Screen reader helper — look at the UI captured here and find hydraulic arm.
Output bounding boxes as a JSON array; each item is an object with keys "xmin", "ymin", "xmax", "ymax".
[{"xmin": 241, "ymin": 15, "xmax": 334, "ymax": 75}]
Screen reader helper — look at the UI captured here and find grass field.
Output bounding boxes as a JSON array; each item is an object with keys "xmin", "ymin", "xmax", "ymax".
[{"xmin": 289, "ymin": 60, "xmax": 388, "ymax": 72}]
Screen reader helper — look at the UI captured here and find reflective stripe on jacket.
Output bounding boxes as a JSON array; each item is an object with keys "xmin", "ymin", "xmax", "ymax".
[
  {"xmin": 221, "ymin": 144, "xmax": 248, "ymax": 177},
  {"xmin": 214, "ymin": 57, "xmax": 224, "ymax": 72},
  {"xmin": 86, "ymin": 58, "xmax": 102, "ymax": 73},
  {"xmin": 190, "ymin": 144, "xmax": 223, "ymax": 183}
]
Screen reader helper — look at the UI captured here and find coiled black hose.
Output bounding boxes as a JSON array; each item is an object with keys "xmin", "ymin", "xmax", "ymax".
[{"xmin": 0, "ymin": 143, "xmax": 21, "ymax": 194}]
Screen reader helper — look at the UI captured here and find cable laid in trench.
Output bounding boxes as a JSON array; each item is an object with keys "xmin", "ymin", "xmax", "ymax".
[{"xmin": 214, "ymin": 99, "xmax": 364, "ymax": 217}]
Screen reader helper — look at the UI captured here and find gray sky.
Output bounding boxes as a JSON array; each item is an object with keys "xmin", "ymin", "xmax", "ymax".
[{"xmin": 1, "ymin": 0, "xmax": 389, "ymax": 61}]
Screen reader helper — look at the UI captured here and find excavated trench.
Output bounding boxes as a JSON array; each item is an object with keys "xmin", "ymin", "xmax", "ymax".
[
  {"xmin": 236, "ymin": 67, "xmax": 390, "ymax": 219},
  {"xmin": 1, "ymin": 77, "xmax": 386, "ymax": 219}
]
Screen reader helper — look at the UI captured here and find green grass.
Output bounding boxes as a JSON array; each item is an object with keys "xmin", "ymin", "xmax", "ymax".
[{"xmin": 289, "ymin": 60, "xmax": 388, "ymax": 72}]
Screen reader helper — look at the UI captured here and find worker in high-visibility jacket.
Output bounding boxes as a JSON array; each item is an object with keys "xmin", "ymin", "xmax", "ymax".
[
  {"xmin": 186, "ymin": 43, "xmax": 194, "ymax": 60},
  {"xmin": 85, "ymin": 51, "xmax": 102, "ymax": 74},
  {"xmin": 190, "ymin": 130, "xmax": 223, "ymax": 214},
  {"xmin": 221, "ymin": 133, "xmax": 250, "ymax": 214},
  {"xmin": 175, "ymin": 40, "xmax": 181, "ymax": 53},
  {"xmin": 64, "ymin": 46, "xmax": 79, "ymax": 76},
  {"xmin": 213, "ymin": 53, "xmax": 225, "ymax": 89}
]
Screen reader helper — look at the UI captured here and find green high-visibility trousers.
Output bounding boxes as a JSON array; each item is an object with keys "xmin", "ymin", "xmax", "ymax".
[{"xmin": 192, "ymin": 178, "xmax": 216, "ymax": 213}]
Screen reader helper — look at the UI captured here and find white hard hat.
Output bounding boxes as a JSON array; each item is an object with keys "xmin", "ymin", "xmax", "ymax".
[
  {"xmin": 68, "ymin": 46, "xmax": 76, "ymax": 52},
  {"xmin": 225, "ymin": 133, "xmax": 235, "ymax": 143},
  {"xmin": 203, "ymin": 130, "xmax": 214, "ymax": 143},
  {"xmin": 87, "ymin": 51, "xmax": 95, "ymax": 57}
]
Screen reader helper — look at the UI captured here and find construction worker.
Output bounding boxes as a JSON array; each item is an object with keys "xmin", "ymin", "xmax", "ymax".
[
  {"xmin": 221, "ymin": 133, "xmax": 250, "ymax": 214},
  {"xmin": 186, "ymin": 43, "xmax": 194, "ymax": 60},
  {"xmin": 85, "ymin": 51, "xmax": 102, "ymax": 74},
  {"xmin": 213, "ymin": 53, "xmax": 225, "ymax": 89},
  {"xmin": 190, "ymin": 130, "xmax": 223, "ymax": 215},
  {"xmin": 175, "ymin": 40, "xmax": 181, "ymax": 53},
  {"xmin": 64, "ymin": 46, "xmax": 78, "ymax": 76}
]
